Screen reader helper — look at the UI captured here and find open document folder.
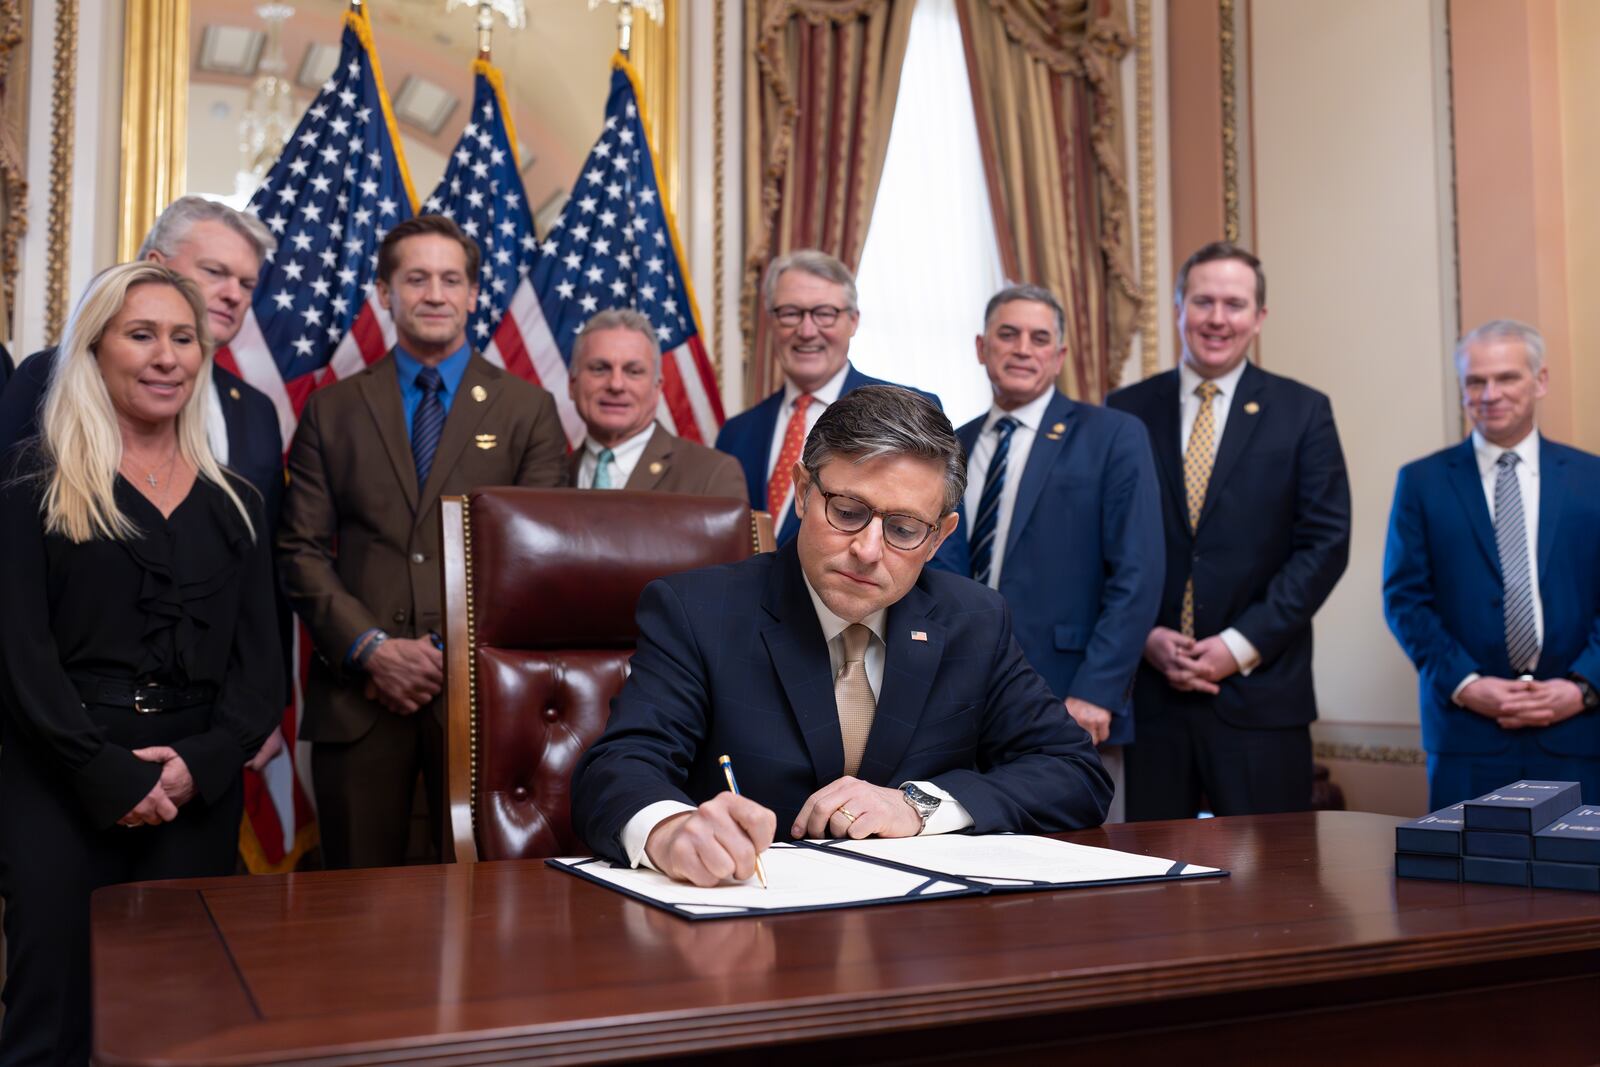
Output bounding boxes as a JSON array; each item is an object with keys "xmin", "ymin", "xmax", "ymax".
[{"xmin": 549, "ymin": 835, "xmax": 1227, "ymax": 920}]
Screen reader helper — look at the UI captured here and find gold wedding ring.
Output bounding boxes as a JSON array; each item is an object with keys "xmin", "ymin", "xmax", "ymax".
[{"xmin": 837, "ymin": 807, "xmax": 858, "ymax": 823}]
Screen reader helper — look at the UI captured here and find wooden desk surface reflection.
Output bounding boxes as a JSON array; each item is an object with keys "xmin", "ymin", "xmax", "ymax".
[{"xmin": 92, "ymin": 812, "xmax": 1600, "ymax": 1066}]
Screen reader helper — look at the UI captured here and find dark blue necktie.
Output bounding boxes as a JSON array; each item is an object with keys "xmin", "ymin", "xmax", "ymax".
[
  {"xmin": 412, "ymin": 367, "xmax": 446, "ymax": 488},
  {"xmin": 970, "ymin": 416, "xmax": 1018, "ymax": 586}
]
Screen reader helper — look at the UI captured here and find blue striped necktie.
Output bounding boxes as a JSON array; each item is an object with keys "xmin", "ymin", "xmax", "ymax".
[
  {"xmin": 970, "ymin": 416, "xmax": 1018, "ymax": 586},
  {"xmin": 412, "ymin": 367, "xmax": 446, "ymax": 488},
  {"xmin": 1493, "ymin": 451, "xmax": 1539, "ymax": 673}
]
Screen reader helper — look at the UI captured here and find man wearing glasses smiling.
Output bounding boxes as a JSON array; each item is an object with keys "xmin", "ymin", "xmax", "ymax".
[
  {"xmin": 715, "ymin": 249, "xmax": 968, "ymax": 574},
  {"xmin": 574, "ymin": 386, "xmax": 1112, "ymax": 887}
]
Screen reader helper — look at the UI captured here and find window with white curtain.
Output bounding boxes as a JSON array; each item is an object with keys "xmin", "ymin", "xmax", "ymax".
[{"xmin": 850, "ymin": 0, "xmax": 1006, "ymax": 430}]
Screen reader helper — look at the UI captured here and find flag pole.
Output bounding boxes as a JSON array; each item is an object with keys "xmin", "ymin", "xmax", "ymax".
[{"xmin": 476, "ymin": 3, "xmax": 494, "ymax": 59}]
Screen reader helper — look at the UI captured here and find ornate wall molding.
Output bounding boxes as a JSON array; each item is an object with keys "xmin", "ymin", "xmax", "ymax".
[
  {"xmin": 118, "ymin": 0, "xmax": 189, "ymax": 264},
  {"xmin": 1219, "ymin": 0, "xmax": 1238, "ymax": 242},
  {"xmin": 1314, "ymin": 741, "xmax": 1427, "ymax": 767},
  {"xmin": 46, "ymin": 0, "xmax": 77, "ymax": 343},
  {"xmin": 0, "ymin": 0, "xmax": 27, "ymax": 338},
  {"xmin": 1134, "ymin": 0, "xmax": 1155, "ymax": 378}
]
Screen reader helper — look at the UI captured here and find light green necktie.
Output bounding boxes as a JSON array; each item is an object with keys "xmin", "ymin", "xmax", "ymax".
[{"xmin": 592, "ymin": 448, "xmax": 616, "ymax": 489}]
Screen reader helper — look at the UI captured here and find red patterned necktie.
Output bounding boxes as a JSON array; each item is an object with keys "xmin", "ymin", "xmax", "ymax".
[{"xmin": 767, "ymin": 393, "xmax": 814, "ymax": 517}]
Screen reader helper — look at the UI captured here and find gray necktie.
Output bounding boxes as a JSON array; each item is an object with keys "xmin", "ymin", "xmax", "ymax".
[{"xmin": 1493, "ymin": 451, "xmax": 1539, "ymax": 673}]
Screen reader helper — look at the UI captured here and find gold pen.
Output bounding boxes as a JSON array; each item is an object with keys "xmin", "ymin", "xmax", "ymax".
[{"xmin": 717, "ymin": 754, "xmax": 769, "ymax": 889}]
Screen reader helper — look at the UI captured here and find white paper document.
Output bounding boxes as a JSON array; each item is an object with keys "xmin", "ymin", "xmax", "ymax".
[
  {"xmin": 827, "ymin": 834, "xmax": 1222, "ymax": 887},
  {"xmin": 550, "ymin": 834, "xmax": 1225, "ymax": 920}
]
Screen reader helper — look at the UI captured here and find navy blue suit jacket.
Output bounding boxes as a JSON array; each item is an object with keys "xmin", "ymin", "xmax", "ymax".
[
  {"xmin": 956, "ymin": 392, "xmax": 1163, "ymax": 746},
  {"xmin": 571, "ymin": 542, "xmax": 1112, "ymax": 865},
  {"xmin": 1383, "ymin": 436, "xmax": 1600, "ymax": 758},
  {"xmin": 1106, "ymin": 363, "xmax": 1351, "ymax": 729},
  {"xmin": 714, "ymin": 362, "xmax": 970, "ymax": 574}
]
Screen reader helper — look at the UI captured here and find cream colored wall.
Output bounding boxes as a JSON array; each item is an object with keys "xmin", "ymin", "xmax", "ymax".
[
  {"xmin": 1249, "ymin": 1, "xmax": 1457, "ymax": 811},
  {"xmin": 1558, "ymin": 0, "xmax": 1600, "ymax": 455}
]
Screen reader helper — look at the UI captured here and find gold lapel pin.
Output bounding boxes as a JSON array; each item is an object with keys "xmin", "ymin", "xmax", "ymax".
[
  {"xmin": 471, "ymin": 384, "xmax": 488, "ymax": 403},
  {"xmin": 474, "ymin": 433, "xmax": 498, "ymax": 450},
  {"xmin": 228, "ymin": 387, "xmax": 241, "ymax": 401},
  {"xmin": 1051, "ymin": 422, "xmax": 1066, "ymax": 433},
  {"xmin": 1244, "ymin": 401, "xmax": 1260, "ymax": 415},
  {"xmin": 911, "ymin": 630, "xmax": 928, "ymax": 642},
  {"xmin": 648, "ymin": 461, "xmax": 664, "ymax": 475}
]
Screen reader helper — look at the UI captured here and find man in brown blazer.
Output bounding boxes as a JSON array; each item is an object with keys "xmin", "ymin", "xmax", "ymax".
[
  {"xmin": 278, "ymin": 215, "xmax": 567, "ymax": 869},
  {"xmin": 569, "ymin": 308, "xmax": 747, "ymax": 501}
]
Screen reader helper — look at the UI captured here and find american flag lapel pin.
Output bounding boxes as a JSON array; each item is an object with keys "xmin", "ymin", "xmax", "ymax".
[{"xmin": 911, "ymin": 630, "xmax": 928, "ymax": 642}]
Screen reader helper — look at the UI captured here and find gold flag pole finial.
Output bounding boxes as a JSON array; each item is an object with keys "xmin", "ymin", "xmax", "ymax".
[{"xmin": 587, "ymin": 0, "xmax": 662, "ymax": 58}]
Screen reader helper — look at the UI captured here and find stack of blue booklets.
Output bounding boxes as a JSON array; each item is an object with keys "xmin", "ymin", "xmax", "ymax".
[{"xmin": 1395, "ymin": 780, "xmax": 1600, "ymax": 891}]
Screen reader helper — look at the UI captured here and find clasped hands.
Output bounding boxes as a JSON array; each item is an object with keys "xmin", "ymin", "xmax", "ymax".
[
  {"xmin": 644, "ymin": 777, "xmax": 923, "ymax": 888},
  {"xmin": 1144, "ymin": 626, "xmax": 1238, "ymax": 694},
  {"xmin": 362, "ymin": 636, "xmax": 443, "ymax": 715},
  {"xmin": 1458, "ymin": 676, "xmax": 1584, "ymax": 729},
  {"xmin": 116, "ymin": 746, "xmax": 195, "ymax": 828}
]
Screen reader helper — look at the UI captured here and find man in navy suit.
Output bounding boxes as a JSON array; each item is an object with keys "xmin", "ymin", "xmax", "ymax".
[
  {"xmin": 957, "ymin": 285, "xmax": 1162, "ymax": 823},
  {"xmin": 1106, "ymin": 242, "xmax": 1350, "ymax": 820},
  {"xmin": 574, "ymin": 385, "xmax": 1111, "ymax": 886},
  {"xmin": 0, "ymin": 196, "xmax": 288, "ymax": 769},
  {"xmin": 715, "ymin": 249, "xmax": 967, "ymax": 573},
  {"xmin": 1384, "ymin": 320, "xmax": 1600, "ymax": 808}
]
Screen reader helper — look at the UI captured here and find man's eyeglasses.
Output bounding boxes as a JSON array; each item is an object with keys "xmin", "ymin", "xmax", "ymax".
[
  {"xmin": 807, "ymin": 472, "xmax": 940, "ymax": 551},
  {"xmin": 770, "ymin": 304, "xmax": 849, "ymax": 328}
]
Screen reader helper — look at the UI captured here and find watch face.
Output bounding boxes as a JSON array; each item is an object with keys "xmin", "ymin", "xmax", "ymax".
[{"xmin": 903, "ymin": 784, "xmax": 940, "ymax": 813}]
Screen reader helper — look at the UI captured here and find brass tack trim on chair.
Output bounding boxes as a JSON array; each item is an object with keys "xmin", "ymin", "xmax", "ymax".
[{"xmin": 462, "ymin": 500, "xmax": 480, "ymax": 841}]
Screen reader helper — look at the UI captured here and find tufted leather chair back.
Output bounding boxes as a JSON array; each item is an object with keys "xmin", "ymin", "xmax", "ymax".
[{"xmin": 440, "ymin": 488, "xmax": 772, "ymax": 862}]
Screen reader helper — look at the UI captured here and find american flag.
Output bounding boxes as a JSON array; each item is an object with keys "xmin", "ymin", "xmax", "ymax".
[
  {"xmin": 224, "ymin": 6, "xmax": 418, "ymax": 446},
  {"xmin": 227, "ymin": 7, "xmax": 417, "ymax": 874},
  {"xmin": 482, "ymin": 54, "xmax": 724, "ymax": 445}
]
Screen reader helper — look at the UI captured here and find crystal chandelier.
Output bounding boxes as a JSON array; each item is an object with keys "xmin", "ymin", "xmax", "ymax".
[{"xmin": 236, "ymin": 4, "xmax": 297, "ymax": 199}]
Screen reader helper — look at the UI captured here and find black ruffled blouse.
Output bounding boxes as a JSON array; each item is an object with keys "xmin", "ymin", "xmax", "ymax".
[{"xmin": 0, "ymin": 460, "xmax": 282, "ymax": 827}]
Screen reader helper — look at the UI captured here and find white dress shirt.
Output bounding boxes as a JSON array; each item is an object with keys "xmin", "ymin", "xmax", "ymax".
[
  {"xmin": 619, "ymin": 569, "xmax": 973, "ymax": 867},
  {"xmin": 1453, "ymin": 429, "xmax": 1544, "ymax": 699},
  {"xmin": 1177, "ymin": 358, "xmax": 1261, "ymax": 674},
  {"xmin": 764, "ymin": 361, "xmax": 852, "ymax": 516},
  {"xmin": 962, "ymin": 388, "xmax": 1055, "ymax": 589},
  {"xmin": 204, "ymin": 382, "xmax": 230, "ymax": 465},
  {"xmin": 577, "ymin": 423, "xmax": 655, "ymax": 490}
]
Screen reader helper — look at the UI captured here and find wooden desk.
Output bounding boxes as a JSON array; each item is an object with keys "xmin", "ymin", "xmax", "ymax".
[{"xmin": 92, "ymin": 812, "xmax": 1600, "ymax": 1066}]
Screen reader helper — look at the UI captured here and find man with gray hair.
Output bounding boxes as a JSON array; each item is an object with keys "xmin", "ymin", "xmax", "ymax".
[
  {"xmin": 568, "ymin": 308, "xmax": 746, "ymax": 500},
  {"xmin": 574, "ymin": 384, "xmax": 1111, "ymax": 887},
  {"xmin": 959, "ymin": 283, "xmax": 1162, "ymax": 822},
  {"xmin": 715, "ymin": 248, "xmax": 968, "ymax": 573},
  {"xmin": 1384, "ymin": 319, "xmax": 1600, "ymax": 808}
]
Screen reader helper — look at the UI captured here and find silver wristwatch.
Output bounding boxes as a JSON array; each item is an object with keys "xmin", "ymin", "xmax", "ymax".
[{"xmin": 900, "ymin": 783, "xmax": 941, "ymax": 831}]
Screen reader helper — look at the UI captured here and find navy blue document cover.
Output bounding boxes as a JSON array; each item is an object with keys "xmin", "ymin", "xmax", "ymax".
[
  {"xmin": 1394, "ymin": 804, "xmax": 1465, "ymax": 856},
  {"xmin": 1462, "ymin": 781, "xmax": 1582, "ymax": 833},
  {"xmin": 1461, "ymin": 855, "xmax": 1531, "ymax": 887},
  {"xmin": 1532, "ymin": 805, "xmax": 1600, "ymax": 865},
  {"xmin": 1463, "ymin": 830, "xmax": 1532, "ymax": 860},
  {"xmin": 1530, "ymin": 859, "xmax": 1600, "ymax": 892},
  {"xmin": 1395, "ymin": 852, "xmax": 1461, "ymax": 882}
]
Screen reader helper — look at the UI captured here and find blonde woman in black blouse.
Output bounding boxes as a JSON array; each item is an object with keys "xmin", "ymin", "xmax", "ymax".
[{"xmin": 0, "ymin": 262, "xmax": 281, "ymax": 1066}]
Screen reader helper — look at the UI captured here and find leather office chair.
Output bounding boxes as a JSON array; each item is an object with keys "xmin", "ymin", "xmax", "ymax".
[{"xmin": 439, "ymin": 487, "xmax": 774, "ymax": 863}]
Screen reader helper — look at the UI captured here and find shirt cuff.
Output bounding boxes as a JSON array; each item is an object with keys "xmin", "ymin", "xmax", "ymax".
[
  {"xmin": 1452, "ymin": 673, "xmax": 1482, "ymax": 704},
  {"xmin": 904, "ymin": 781, "xmax": 973, "ymax": 836},
  {"xmin": 1219, "ymin": 628, "xmax": 1261, "ymax": 676},
  {"xmin": 620, "ymin": 800, "xmax": 697, "ymax": 868}
]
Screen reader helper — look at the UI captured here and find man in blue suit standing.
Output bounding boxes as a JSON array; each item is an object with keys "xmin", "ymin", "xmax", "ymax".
[
  {"xmin": 1106, "ymin": 242, "xmax": 1351, "ymax": 820},
  {"xmin": 716, "ymin": 249, "xmax": 967, "ymax": 573},
  {"xmin": 575, "ymin": 385, "xmax": 1111, "ymax": 886},
  {"xmin": 1384, "ymin": 320, "xmax": 1600, "ymax": 808},
  {"xmin": 957, "ymin": 285, "xmax": 1162, "ymax": 822}
]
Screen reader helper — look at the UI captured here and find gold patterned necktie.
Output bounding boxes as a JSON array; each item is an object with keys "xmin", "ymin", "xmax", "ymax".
[
  {"xmin": 1180, "ymin": 381, "xmax": 1221, "ymax": 637},
  {"xmin": 835, "ymin": 624, "xmax": 876, "ymax": 776}
]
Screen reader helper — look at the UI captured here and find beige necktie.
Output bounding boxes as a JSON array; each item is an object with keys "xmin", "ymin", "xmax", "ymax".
[
  {"xmin": 1180, "ymin": 381, "xmax": 1221, "ymax": 638},
  {"xmin": 835, "ymin": 624, "xmax": 876, "ymax": 776}
]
